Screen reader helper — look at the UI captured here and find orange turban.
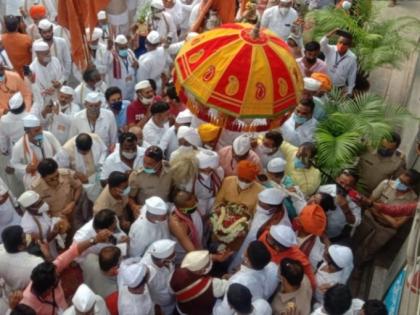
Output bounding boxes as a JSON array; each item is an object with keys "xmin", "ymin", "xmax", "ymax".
[
  {"xmin": 30, "ymin": 4, "xmax": 47, "ymax": 19},
  {"xmin": 311, "ymin": 73, "xmax": 332, "ymax": 92},
  {"xmin": 236, "ymin": 160, "xmax": 260, "ymax": 181},
  {"xmin": 298, "ymin": 204, "xmax": 327, "ymax": 236},
  {"xmin": 198, "ymin": 123, "xmax": 221, "ymax": 142}
]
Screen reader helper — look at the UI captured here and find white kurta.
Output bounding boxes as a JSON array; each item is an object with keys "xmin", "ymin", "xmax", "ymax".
[
  {"xmin": 129, "ymin": 214, "xmax": 170, "ymax": 257},
  {"xmin": 159, "ymin": 126, "xmax": 178, "ymax": 159},
  {"xmin": 213, "ymin": 298, "xmax": 272, "ymax": 315},
  {"xmin": 69, "ymin": 109, "xmax": 118, "ymax": 148},
  {"xmin": 118, "ymin": 284, "xmax": 155, "ymax": 315},
  {"xmin": 100, "ymin": 147, "xmax": 145, "ymax": 181},
  {"xmin": 89, "ymin": 44, "xmax": 109, "ymax": 76},
  {"xmin": 147, "ymin": 12, "xmax": 178, "ymax": 42},
  {"xmin": 10, "ymin": 131, "xmax": 62, "ymax": 183},
  {"xmin": 229, "ymin": 206, "xmax": 290, "ymax": 272},
  {"xmin": 137, "ymin": 47, "xmax": 167, "ymax": 93},
  {"xmin": 33, "ymin": 37, "xmax": 72, "ymax": 81},
  {"xmin": 297, "ymin": 234, "xmax": 325, "ymax": 271},
  {"xmin": 261, "ymin": 6, "xmax": 298, "ymax": 39},
  {"xmin": 194, "ymin": 168, "xmax": 224, "ymax": 216},
  {"xmin": 143, "ymin": 118, "xmax": 169, "ymax": 147},
  {"xmin": 311, "ymin": 299, "xmax": 364, "ymax": 315},
  {"xmin": 30, "ymin": 57, "xmax": 63, "ymax": 106},
  {"xmin": 141, "ymin": 253, "xmax": 175, "ymax": 314},
  {"xmin": 62, "ymin": 295, "xmax": 110, "ymax": 315},
  {"xmin": 73, "ymin": 81, "xmax": 108, "ymax": 108},
  {"xmin": 103, "ymin": 49, "xmax": 137, "ymax": 100},
  {"xmin": 0, "ymin": 112, "xmax": 28, "ymax": 160},
  {"xmin": 314, "ymin": 261, "xmax": 352, "ymax": 303},
  {"xmin": 280, "ymin": 114, "xmax": 318, "ymax": 147},
  {"xmin": 0, "ymin": 179, "xmax": 21, "ymax": 239}
]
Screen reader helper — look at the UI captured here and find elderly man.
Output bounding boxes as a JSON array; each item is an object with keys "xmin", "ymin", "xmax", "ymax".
[
  {"xmin": 69, "ymin": 92, "xmax": 118, "ymax": 150},
  {"xmin": 261, "ymin": 0, "xmax": 298, "ymax": 39},
  {"xmin": 143, "ymin": 101, "xmax": 171, "ymax": 146},
  {"xmin": 321, "ymin": 29, "xmax": 357, "ymax": 96},
  {"xmin": 100, "ymin": 132, "xmax": 145, "ymax": 183},
  {"xmin": 103, "ymin": 35, "xmax": 138, "ymax": 100},
  {"xmin": 127, "ymin": 80, "xmax": 158, "ymax": 128},
  {"xmin": 33, "ymin": 19, "xmax": 72, "ymax": 82},
  {"xmin": 129, "ymin": 196, "xmax": 170, "ymax": 257},
  {"xmin": 147, "ymin": 0, "xmax": 178, "ymax": 42},
  {"xmin": 118, "ymin": 260, "xmax": 154, "ymax": 315},
  {"xmin": 32, "ymin": 158, "xmax": 82, "ymax": 228},
  {"xmin": 218, "ymin": 134, "xmax": 261, "ymax": 177},
  {"xmin": 141, "ymin": 239, "xmax": 177, "ymax": 315},
  {"xmin": 215, "ymin": 160, "xmax": 263, "ymax": 215},
  {"xmin": 10, "ymin": 114, "xmax": 61, "ymax": 188},
  {"xmin": 259, "ymin": 224, "xmax": 316, "ymax": 289},
  {"xmin": 280, "ymin": 98, "xmax": 318, "ymax": 147},
  {"xmin": 63, "ymin": 284, "xmax": 109, "ymax": 315},
  {"xmin": 85, "ymin": 27, "xmax": 108, "ymax": 77},
  {"xmin": 74, "ymin": 67, "xmax": 108, "ymax": 108},
  {"xmin": 0, "ymin": 62, "xmax": 32, "ymax": 114},
  {"xmin": 30, "ymin": 41, "xmax": 64, "ymax": 106},
  {"xmin": 170, "ymin": 126, "xmax": 202, "ymax": 161},
  {"xmin": 137, "ymin": 31, "xmax": 167, "ymax": 93},
  {"xmin": 229, "ymin": 188, "xmax": 288, "ymax": 271}
]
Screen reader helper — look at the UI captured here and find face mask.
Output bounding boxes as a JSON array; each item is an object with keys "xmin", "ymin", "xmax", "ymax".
[
  {"xmin": 111, "ymin": 100, "xmax": 123, "ymax": 111},
  {"xmin": 238, "ymin": 180, "xmax": 252, "ymax": 190},
  {"xmin": 336, "ymin": 43, "xmax": 348, "ymax": 55},
  {"xmin": 0, "ymin": 75, "xmax": 4, "ymax": 82},
  {"xmin": 261, "ymin": 145, "xmax": 275, "ymax": 154},
  {"xmin": 294, "ymin": 157, "xmax": 306, "ymax": 169},
  {"xmin": 181, "ymin": 204, "xmax": 198, "ymax": 214},
  {"xmin": 395, "ymin": 179, "xmax": 409, "ymax": 192},
  {"xmin": 140, "ymin": 95, "xmax": 154, "ymax": 105},
  {"xmin": 144, "ymin": 167, "xmax": 157, "ymax": 174},
  {"xmin": 33, "ymin": 133, "xmax": 44, "ymax": 143},
  {"xmin": 88, "ymin": 107, "xmax": 100, "ymax": 117},
  {"xmin": 377, "ymin": 148, "xmax": 394, "ymax": 157},
  {"xmin": 38, "ymin": 202, "xmax": 49, "ymax": 214},
  {"xmin": 89, "ymin": 44, "xmax": 98, "ymax": 50},
  {"xmin": 43, "ymin": 56, "xmax": 52, "ymax": 64},
  {"xmin": 118, "ymin": 49, "xmax": 129, "ymax": 58},
  {"xmin": 279, "ymin": 7, "xmax": 290, "ymax": 15},
  {"xmin": 121, "ymin": 151, "xmax": 137, "ymax": 160},
  {"xmin": 282, "ymin": 175, "xmax": 294, "ymax": 189},
  {"xmin": 293, "ymin": 114, "xmax": 308, "ymax": 125},
  {"xmin": 122, "ymin": 186, "xmax": 131, "ymax": 196},
  {"xmin": 203, "ymin": 144, "xmax": 213, "ymax": 150}
]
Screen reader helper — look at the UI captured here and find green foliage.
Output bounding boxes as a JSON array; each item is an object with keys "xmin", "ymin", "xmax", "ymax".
[
  {"xmin": 314, "ymin": 89, "xmax": 414, "ymax": 178},
  {"xmin": 137, "ymin": 0, "xmax": 152, "ymax": 23},
  {"xmin": 306, "ymin": 1, "xmax": 420, "ymax": 73}
]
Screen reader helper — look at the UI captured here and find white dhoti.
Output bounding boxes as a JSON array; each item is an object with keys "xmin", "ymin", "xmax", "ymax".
[{"xmin": 108, "ymin": 10, "xmax": 130, "ymax": 36}]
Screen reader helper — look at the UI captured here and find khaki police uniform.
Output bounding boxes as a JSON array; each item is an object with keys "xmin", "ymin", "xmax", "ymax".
[{"xmin": 93, "ymin": 185, "xmax": 128, "ymax": 217}]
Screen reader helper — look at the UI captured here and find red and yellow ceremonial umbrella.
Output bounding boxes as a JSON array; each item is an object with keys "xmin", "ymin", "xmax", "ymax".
[{"xmin": 174, "ymin": 23, "xmax": 304, "ymax": 131}]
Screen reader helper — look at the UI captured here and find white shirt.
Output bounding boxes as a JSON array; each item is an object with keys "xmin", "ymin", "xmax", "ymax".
[
  {"xmin": 254, "ymin": 145, "xmax": 285, "ymax": 169},
  {"xmin": 100, "ymin": 147, "xmax": 145, "ymax": 181},
  {"xmin": 261, "ymin": 6, "xmax": 298, "ymax": 39},
  {"xmin": 10, "ymin": 131, "xmax": 61, "ymax": 181},
  {"xmin": 73, "ymin": 219, "xmax": 127, "ymax": 262},
  {"xmin": 33, "ymin": 37, "xmax": 72, "ymax": 81},
  {"xmin": 213, "ymin": 298, "xmax": 272, "ymax": 315},
  {"xmin": 63, "ymin": 295, "xmax": 110, "ymax": 315},
  {"xmin": 118, "ymin": 283, "xmax": 155, "ymax": 315},
  {"xmin": 69, "ymin": 109, "xmax": 118, "ymax": 148},
  {"xmin": 74, "ymin": 82, "xmax": 108, "ymax": 108},
  {"xmin": 280, "ymin": 113, "xmax": 318, "ymax": 147},
  {"xmin": 147, "ymin": 12, "xmax": 178, "ymax": 42},
  {"xmin": 143, "ymin": 118, "xmax": 169, "ymax": 147},
  {"xmin": 0, "ymin": 245, "xmax": 43, "ymax": 292},
  {"xmin": 0, "ymin": 49, "xmax": 13, "ymax": 69},
  {"xmin": 159, "ymin": 126, "xmax": 179, "ymax": 159},
  {"xmin": 137, "ymin": 47, "xmax": 167, "ymax": 93},
  {"xmin": 165, "ymin": 0, "xmax": 192, "ymax": 31},
  {"xmin": 320, "ymin": 36, "xmax": 357, "ymax": 94},
  {"xmin": 194, "ymin": 168, "xmax": 224, "ymax": 215},
  {"xmin": 129, "ymin": 214, "xmax": 170, "ymax": 257},
  {"xmin": 318, "ymin": 184, "xmax": 362, "ymax": 238},
  {"xmin": 0, "ymin": 112, "xmax": 28, "ymax": 160},
  {"xmin": 311, "ymin": 298, "xmax": 364, "ymax": 315},
  {"xmin": 0, "ymin": 185, "xmax": 21, "ymax": 238},
  {"xmin": 297, "ymin": 235, "xmax": 325, "ymax": 270}
]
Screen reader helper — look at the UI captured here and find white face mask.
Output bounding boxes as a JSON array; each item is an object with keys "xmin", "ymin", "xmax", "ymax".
[
  {"xmin": 238, "ymin": 180, "xmax": 252, "ymax": 190},
  {"xmin": 38, "ymin": 202, "xmax": 50, "ymax": 214},
  {"xmin": 140, "ymin": 95, "xmax": 154, "ymax": 105},
  {"xmin": 121, "ymin": 151, "xmax": 137, "ymax": 160},
  {"xmin": 261, "ymin": 145, "xmax": 275, "ymax": 154},
  {"xmin": 279, "ymin": 7, "xmax": 290, "ymax": 15},
  {"xmin": 203, "ymin": 144, "xmax": 213, "ymax": 150}
]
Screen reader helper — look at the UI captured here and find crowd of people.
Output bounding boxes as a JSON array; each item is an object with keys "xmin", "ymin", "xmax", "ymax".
[{"xmin": 0, "ymin": 0, "xmax": 413, "ymax": 314}]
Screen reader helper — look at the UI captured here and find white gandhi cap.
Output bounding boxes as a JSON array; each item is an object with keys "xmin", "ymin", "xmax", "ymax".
[
  {"xmin": 267, "ymin": 157, "xmax": 287, "ymax": 173},
  {"xmin": 72, "ymin": 284, "xmax": 96, "ymax": 312},
  {"xmin": 232, "ymin": 134, "xmax": 251, "ymax": 156},
  {"xmin": 269, "ymin": 224, "xmax": 297, "ymax": 248},
  {"xmin": 97, "ymin": 10, "xmax": 107, "ymax": 20},
  {"xmin": 197, "ymin": 149, "xmax": 219, "ymax": 169},
  {"xmin": 145, "ymin": 196, "xmax": 168, "ymax": 215},
  {"xmin": 175, "ymin": 109, "xmax": 193, "ymax": 124},
  {"xmin": 38, "ymin": 19, "xmax": 53, "ymax": 31},
  {"xmin": 115, "ymin": 34, "xmax": 128, "ymax": 45},
  {"xmin": 120, "ymin": 262, "xmax": 147, "ymax": 288},
  {"xmin": 258, "ymin": 188, "xmax": 286, "ymax": 205},
  {"xmin": 33, "ymin": 41, "xmax": 50, "ymax": 52},
  {"xmin": 22, "ymin": 114, "xmax": 41, "ymax": 128},
  {"xmin": 85, "ymin": 91, "xmax": 102, "ymax": 103},
  {"xmin": 135, "ymin": 80, "xmax": 151, "ymax": 91},
  {"xmin": 18, "ymin": 191, "xmax": 40, "ymax": 208},
  {"xmin": 181, "ymin": 250, "xmax": 210, "ymax": 271},
  {"xmin": 147, "ymin": 31, "xmax": 161, "ymax": 45},
  {"xmin": 304, "ymin": 77, "xmax": 322, "ymax": 92},
  {"xmin": 8, "ymin": 92, "xmax": 24, "ymax": 110},
  {"xmin": 149, "ymin": 239, "xmax": 176, "ymax": 259}
]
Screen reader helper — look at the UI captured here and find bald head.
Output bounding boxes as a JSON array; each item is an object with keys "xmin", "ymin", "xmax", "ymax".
[{"xmin": 174, "ymin": 190, "xmax": 195, "ymax": 208}]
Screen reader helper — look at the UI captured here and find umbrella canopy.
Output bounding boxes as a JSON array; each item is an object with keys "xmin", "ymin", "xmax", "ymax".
[{"xmin": 174, "ymin": 23, "xmax": 303, "ymax": 124}]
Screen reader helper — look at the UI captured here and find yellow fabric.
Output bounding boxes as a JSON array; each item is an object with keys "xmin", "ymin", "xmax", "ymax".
[
  {"xmin": 197, "ymin": 123, "xmax": 221, "ymax": 142},
  {"xmin": 215, "ymin": 176, "xmax": 263, "ymax": 216},
  {"xmin": 280, "ymin": 142, "xmax": 321, "ymax": 197}
]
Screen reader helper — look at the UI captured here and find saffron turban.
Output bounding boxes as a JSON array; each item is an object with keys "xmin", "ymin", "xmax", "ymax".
[
  {"xmin": 29, "ymin": 4, "xmax": 47, "ymax": 19},
  {"xmin": 197, "ymin": 123, "xmax": 221, "ymax": 142},
  {"xmin": 298, "ymin": 204, "xmax": 327, "ymax": 236},
  {"xmin": 237, "ymin": 160, "xmax": 260, "ymax": 181},
  {"xmin": 311, "ymin": 73, "xmax": 332, "ymax": 92}
]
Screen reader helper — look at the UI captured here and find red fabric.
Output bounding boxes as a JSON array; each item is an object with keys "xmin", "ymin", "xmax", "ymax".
[
  {"xmin": 168, "ymin": 100, "xmax": 186, "ymax": 117},
  {"xmin": 375, "ymin": 202, "xmax": 417, "ymax": 217},
  {"xmin": 126, "ymin": 99, "xmax": 148, "ymax": 124},
  {"xmin": 175, "ymin": 276, "xmax": 211, "ymax": 302},
  {"xmin": 105, "ymin": 291, "xmax": 119, "ymax": 315},
  {"xmin": 259, "ymin": 230, "xmax": 317, "ymax": 290},
  {"xmin": 173, "ymin": 208, "xmax": 201, "ymax": 249}
]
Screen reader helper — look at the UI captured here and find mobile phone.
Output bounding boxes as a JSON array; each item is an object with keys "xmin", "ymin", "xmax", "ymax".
[{"xmin": 23, "ymin": 65, "xmax": 31, "ymax": 76}]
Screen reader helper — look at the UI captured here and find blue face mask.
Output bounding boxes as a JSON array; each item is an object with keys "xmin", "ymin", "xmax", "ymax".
[
  {"xmin": 122, "ymin": 186, "xmax": 131, "ymax": 196},
  {"xmin": 144, "ymin": 167, "xmax": 156, "ymax": 174},
  {"xmin": 294, "ymin": 157, "xmax": 306, "ymax": 169},
  {"xmin": 118, "ymin": 49, "xmax": 128, "ymax": 58},
  {"xmin": 293, "ymin": 114, "xmax": 308, "ymax": 125},
  {"xmin": 33, "ymin": 133, "xmax": 44, "ymax": 143},
  {"xmin": 395, "ymin": 179, "xmax": 408, "ymax": 191},
  {"xmin": 0, "ymin": 75, "xmax": 4, "ymax": 82},
  {"xmin": 111, "ymin": 101, "xmax": 123, "ymax": 111}
]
